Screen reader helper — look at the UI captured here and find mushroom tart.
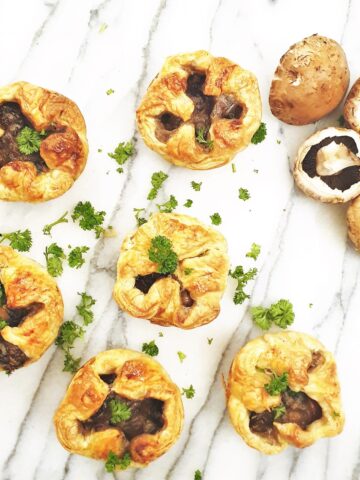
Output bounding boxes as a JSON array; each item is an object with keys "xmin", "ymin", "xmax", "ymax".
[
  {"xmin": 344, "ymin": 77, "xmax": 360, "ymax": 134},
  {"xmin": 136, "ymin": 50, "xmax": 262, "ymax": 170},
  {"xmin": 269, "ymin": 34, "xmax": 349, "ymax": 125},
  {"xmin": 113, "ymin": 212, "xmax": 229, "ymax": 329},
  {"xmin": 346, "ymin": 196, "xmax": 360, "ymax": 250},
  {"xmin": 226, "ymin": 331, "xmax": 344, "ymax": 455},
  {"xmin": 0, "ymin": 246, "xmax": 63, "ymax": 373},
  {"xmin": 54, "ymin": 349, "xmax": 183, "ymax": 469},
  {"xmin": 293, "ymin": 127, "xmax": 360, "ymax": 203},
  {"xmin": 0, "ymin": 81, "xmax": 88, "ymax": 202}
]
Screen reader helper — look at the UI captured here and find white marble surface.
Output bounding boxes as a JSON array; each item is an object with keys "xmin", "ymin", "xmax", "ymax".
[{"xmin": 0, "ymin": 0, "xmax": 359, "ymax": 479}]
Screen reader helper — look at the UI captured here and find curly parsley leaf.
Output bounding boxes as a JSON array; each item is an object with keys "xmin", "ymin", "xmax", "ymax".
[
  {"xmin": 109, "ymin": 399, "xmax": 132, "ymax": 424},
  {"xmin": 194, "ymin": 470, "xmax": 202, "ymax": 480},
  {"xmin": 134, "ymin": 208, "xmax": 147, "ymax": 227},
  {"xmin": 72, "ymin": 201, "xmax": 106, "ymax": 238},
  {"xmin": 191, "ymin": 181, "xmax": 202, "ymax": 191},
  {"xmin": 246, "ymin": 243, "xmax": 261, "ymax": 260},
  {"xmin": 0, "ymin": 229, "xmax": 32, "ymax": 252},
  {"xmin": 229, "ymin": 266, "xmax": 257, "ymax": 305},
  {"xmin": 68, "ymin": 246, "xmax": 89, "ymax": 269},
  {"xmin": 43, "ymin": 212, "xmax": 69, "ymax": 236},
  {"xmin": 16, "ymin": 126, "xmax": 46, "ymax": 155},
  {"xmin": 44, "ymin": 243, "xmax": 66, "ymax": 277},
  {"xmin": 147, "ymin": 171, "xmax": 168, "ymax": 200},
  {"xmin": 76, "ymin": 292, "xmax": 96, "ymax": 325},
  {"xmin": 177, "ymin": 351, "xmax": 186, "ymax": 363},
  {"xmin": 108, "ymin": 141, "xmax": 135, "ymax": 173},
  {"xmin": 210, "ymin": 212, "xmax": 222, "ymax": 225},
  {"xmin": 156, "ymin": 195, "xmax": 178, "ymax": 213},
  {"xmin": 63, "ymin": 351, "xmax": 82, "ymax": 373},
  {"xmin": 0, "ymin": 320, "xmax": 7, "ymax": 330},
  {"xmin": 265, "ymin": 372, "xmax": 289, "ymax": 396},
  {"xmin": 238, "ymin": 188, "xmax": 250, "ymax": 201},
  {"xmin": 142, "ymin": 340, "xmax": 159, "ymax": 357},
  {"xmin": 273, "ymin": 405, "xmax": 286, "ymax": 420},
  {"xmin": 105, "ymin": 451, "xmax": 131, "ymax": 472},
  {"xmin": 184, "ymin": 199, "xmax": 193, "ymax": 208},
  {"xmin": 148, "ymin": 235, "xmax": 178, "ymax": 274},
  {"xmin": 251, "ymin": 299, "xmax": 294, "ymax": 330},
  {"xmin": 182, "ymin": 384, "xmax": 195, "ymax": 399},
  {"xmin": 195, "ymin": 127, "xmax": 213, "ymax": 149},
  {"xmin": 56, "ymin": 321, "xmax": 85, "ymax": 349},
  {"xmin": 251, "ymin": 122, "xmax": 267, "ymax": 144}
]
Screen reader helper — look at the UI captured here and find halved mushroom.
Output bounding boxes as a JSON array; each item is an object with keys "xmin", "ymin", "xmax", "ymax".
[
  {"xmin": 347, "ymin": 196, "xmax": 360, "ymax": 250},
  {"xmin": 293, "ymin": 127, "xmax": 360, "ymax": 203},
  {"xmin": 344, "ymin": 78, "xmax": 360, "ymax": 134}
]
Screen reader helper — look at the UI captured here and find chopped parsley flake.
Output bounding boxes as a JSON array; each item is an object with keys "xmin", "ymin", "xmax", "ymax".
[
  {"xmin": 182, "ymin": 385, "xmax": 195, "ymax": 399},
  {"xmin": 106, "ymin": 88, "xmax": 115, "ymax": 95},
  {"xmin": 147, "ymin": 171, "xmax": 168, "ymax": 200},
  {"xmin": 194, "ymin": 470, "xmax": 202, "ymax": 480},
  {"xmin": 229, "ymin": 266, "xmax": 257, "ymax": 304},
  {"xmin": 265, "ymin": 372, "xmax": 289, "ymax": 396},
  {"xmin": 76, "ymin": 292, "xmax": 96, "ymax": 325},
  {"xmin": 177, "ymin": 351, "xmax": 186, "ymax": 363},
  {"xmin": 156, "ymin": 195, "xmax": 178, "ymax": 213},
  {"xmin": 184, "ymin": 267, "xmax": 193, "ymax": 276},
  {"xmin": 142, "ymin": 340, "xmax": 159, "ymax": 357},
  {"xmin": 273, "ymin": 405, "xmax": 286, "ymax": 419},
  {"xmin": 191, "ymin": 181, "xmax": 202, "ymax": 191},
  {"xmin": 210, "ymin": 212, "xmax": 222, "ymax": 225},
  {"xmin": 239, "ymin": 188, "xmax": 250, "ymax": 201},
  {"xmin": 207, "ymin": 337, "xmax": 213, "ymax": 345},
  {"xmin": 246, "ymin": 243, "xmax": 261, "ymax": 260},
  {"xmin": 0, "ymin": 320, "xmax": 7, "ymax": 330},
  {"xmin": 184, "ymin": 199, "xmax": 193, "ymax": 208},
  {"xmin": 251, "ymin": 122, "xmax": 267, "ymax": 144},
  {"xmin": 108, "ymin": 141, "xmax": 135, "ymax": 173}
]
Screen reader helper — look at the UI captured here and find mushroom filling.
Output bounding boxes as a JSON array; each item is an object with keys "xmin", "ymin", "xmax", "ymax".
[
  {"xmin": 0, "ymin": 337, "xmax": 28, "ymax": 372},
  {"xmin": 307, "ymin": 350, "xmax": 325, "ymax": 372},
  {"xmin": 155, "ymin": 72, "xmax": 243, "ymax": 145},
  {"xmin": 134, "ymin": 273, "xmax": 195, "ymax": 307},
  {"xmin": 249, "ymin": 390, "xmax": 322, "ymax": 440},
  {"xmin": 302, "ymin": 135, "xmax": 360, "ymax": 191},
  {"xmin": 99, "ymin": 373, "xmax": 117, "ymax": 385},
  {"xmin": 0, "ymin": 102, "xmax": 48, "ymax": 172},
  {"xmin": 82, "ymin": 391, "xmax": 164, "ymax": 441},
  {"xmin": 0, "ymin": 302, "xmax": 43, "ymax": 327}
]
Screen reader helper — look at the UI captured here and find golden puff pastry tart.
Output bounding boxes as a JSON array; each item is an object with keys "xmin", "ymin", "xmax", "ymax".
[
  {"xmin": 136, "ymin": 50, "xmax": 262, "ymax": 170},
  {"xmin": 226, "ymin": 331, "xmax": 344, "ymax": 454},
  {"xmin": 0, "ymin": 246, "xmax": 63, "ymax": 372},
  {"xmin": 0, "ymin": 81, "xmax": 88, "ymax": 202},
  {"xmin": 54, "ymin": 349, "xmax": 183, "ymax": 469},
  {"xmin": 293, "ymin": 127, "xmax": 360, "ymax": 203},
  {"xmin": 346, "ymin": 195, "xmax": 360, "ymax": 250},
  {"xmin": 113, "ymin": 212, "xmax": 229, "ymax": 329}
]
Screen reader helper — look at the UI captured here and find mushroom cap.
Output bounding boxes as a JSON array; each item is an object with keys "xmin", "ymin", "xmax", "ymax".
[
  {"xmin": 344, "ymin": 77, "xmax": 360, "ymax": 134},
  {"xmin": 293, "ymin": 126, "xmax": 360, "ymax": 203},
  {"xmin": 269, "ymin": 35, "xmax": 349, "ymax": 125},
  {"xmin": 347, "ymin": 196, "xmax": 360, "ymax": 250}
]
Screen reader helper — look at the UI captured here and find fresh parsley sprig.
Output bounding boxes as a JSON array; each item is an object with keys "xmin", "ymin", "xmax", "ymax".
[
  {"xmin": 148, "ymin": 236, "xmax": 178, "ymax": 274},
  {"xmin": 156, "ymin": 195, "xmax": 178, "ymax": 213},
  {"xmin": 239, "ymin": 188, "xmax": 250, "ymax": 201},
  {"xmin": 229, "ymin": 266, "xmax": 257, "ymax": 305},
  {"xmin": 68, "ymin": 246, "xmax": 89, "ymax": 269},
  {"xmin": 16, "ymin": 126, "xmax": 46, "ymax": 155},
  {"xmin": 142, "ymin": 340, "xmax": 159, "ymax": 357},
  {"xmin": 210, "ymin": 213, "xmax": 222, "ymax": 225},
  {"xmin": 0, "ymin": 229, "xmax": 32, "ymax": 252},
  {"xmin": 251, "ymin": 299, "xmax": 294, "ymax": 330},
  {"xmin": 246, "ymin": 243, "xmax": 261, "ymax": 260},
  {"xmin": 72, "ymin": 201, "xmax": 106, "ymax": 238},
  {"xmin": 44, "ymin": 243, "xmax": 66, "ymax": 277},
  {"xmin": 191, "ymin": 181, "xmax": 202, "ymax": 191},
  {"xmin": 108, "ymin": 141, "xmax": 135, "ymax": 173},
  {"xmin": 182, "ymin": 385, "xmax": 195, "ymax": 399},
  {"xmin": 109, "ymin": 399, "xmax": 132, "ymax": 424},
  {"xmin": 264, "ymin": 372, "xmax": 289, "ymax": 396},
  {"xmin": 43, "ymin": 212, "xmax": 68, "ymax": 235},
  {"xmin": 105, "ymin": 451, "xmax": 131, "ymax": 472},
  {"xmin": 195, "ymin": 127, "xmax": 213, "ymax": 149},
  {"xmin": 76, "ymin": 291, "xmax": 96, "ymax": 325},
  {"xmin": 147, "ymin": 171, "xmax": 168, "ymax": 200}
]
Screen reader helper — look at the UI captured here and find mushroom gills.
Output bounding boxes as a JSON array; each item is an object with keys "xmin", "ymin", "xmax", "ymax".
[
  {"xmin": 81, "ymin": 391, "xmax": 164, "ymax": 441},
  {"xmin": 0, "ymin": 102, "xmax": 48, "ymax": 172},
  {"xmin": 249, "ymin": 390, "xmax": 322, "ymax": 440},
  {"xmin": 302, "ymin": 135, "xmax": 360, "ymax": 190}
]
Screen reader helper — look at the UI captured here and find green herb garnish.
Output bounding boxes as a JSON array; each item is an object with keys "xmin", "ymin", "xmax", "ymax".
[
  {"xmin": 194, "ymin": 470, "xmax": 202, "ymax": 480},
  {"xmin": 142, "ymin": 340, "xmax": 159, "ymax": 357},
  {"xmin": 246, "ymin": 243, "xmax": 261, "ymax": 260},
  {"xmin": 134, "ymin": 208, "xmax": 147, "ymax": 227},
  {"xmin": 106, "ymin": 88, "xmax": 115, "ymax": 95},
  {"xmin": 191, "ymin": 181, "xmax": 202, "ymax": 191},
  {"xmin": 68, "ymin": 246, "xmax": 89, "ymax": 269},
  {"xmin": 76, "ymin": 292, "xmax": 96, "ymax": 325},
  {"xmin": 147, "ymin": 171, "xmax": 168, "ymax": 200},
  {"xmin": 251, "ymin": 299, "xmax": 294, "ymax": 330},
  {"xmin": 105, "ymin": 451, "xmax": 131, "ymax": 472},
  {"xmin": 109, "ymin": 399, "xmax": 132, "ymax": 424},
  {"xmin": 184, "ymin": 267, "xmax": 193, "ymax": 276},
  {"xmin": 148, "ymin": 235, "xmax": 178, "ymax": 274},
  {"xmin": 43, "ymin": 212, "xmax": 68, "ymax": 235},
  {"xmin": 251, "ymin": 122, "xmax": 267, "ymax": 144},
  {"xmin": 238, "ymin": 188, "xmax": 250, "ymax": 201},
  {"xmin": 72, "ymin": 201, "xmax": 106, "ymax": 238},
  {"xmin": 108, "ymin": 141, "xmax": 135, "ymax": 173},
  {"xmin": 0, "ymin": 320, "xmax": 7, "ymax": 330},
  {"xmin": 177, "ymin": 351, "xmax": 186, "ymax": 363},
  {"xmin": 16, "ymin": 126, "xmax": 46, "ymax": 154},
  {"xmin": 0, "ymin": 229, "xmax": 32, "ymax": 252},
  {"xmin": 156, "ymin": 195, "xmax": 178, "ymax": 213},
  {"xmin": 273, "ymin": 405, "xmax": 286, "ymax": 419},
  {"xmin": 195, "ymin": 127, "xmax": 213, "ymax": 149},
  {"xmin": 182, "ymin": 385, "xmax": 195, "ymax": 399},
  {"xmin": 229, "ymin": 266, "xmax": 257, "ymax": 304},
  {"xmin": 44, "ymin": 243, "xmax": 66, "ymax": 277},
  {"xmin": 265, "ymin": 372, "xmax": 289, "ymax": 396},
  {"xmin": 184, "ymin": 199, "xmax": 193, "ymax": 208},
  {"xmin": 210, "ymin": 212, "xmax": 222, "ymax": 225}
]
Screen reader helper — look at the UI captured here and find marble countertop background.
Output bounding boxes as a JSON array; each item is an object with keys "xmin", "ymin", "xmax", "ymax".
[{"xmin": 0, "ymin": 0, "xmax": 359, "ymax": 479}]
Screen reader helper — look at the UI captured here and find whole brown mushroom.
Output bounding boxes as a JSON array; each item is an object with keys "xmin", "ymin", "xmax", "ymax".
[
  {"xmin": 344, "ymin": 78, "xmax": 360, "ymax": 134},
  {"xmin": 269, "ymin": 34, "xmax": 349, "ymax": 125}
]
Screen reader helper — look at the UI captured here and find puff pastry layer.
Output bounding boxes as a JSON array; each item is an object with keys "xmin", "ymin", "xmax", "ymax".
[
  {"xmin": 136, "ymin": 50, "xmax": 262, "ymax": 169},
  {"xmin": 54, "ymin": 349, "xmax": 183, "ymax": 468},
  {"xmin": 0, "ymin": 246, "xmax": 63, "ymax": 372},
  {"xmin": 113, "ymin": 212, "xmax": 229, "ymax": 329},
  {"xmin": 226, "ymin": 331, "xmax": 344, "ymax": 454},
  {"xmin": 0, "ymin": 81, "xmax": 88, "ymax": 202}
]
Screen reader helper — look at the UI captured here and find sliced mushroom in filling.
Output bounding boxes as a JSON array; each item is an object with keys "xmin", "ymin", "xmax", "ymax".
[
  {"xmin": 81, "ymin": 391, "xmax": 164, "ymax": 441},
  {"xmin": 134, "ymin": 273, "xmax": 195, "ymax": 307},
  {"xmin": 155, "ymin": 72, "xmax": 243, "ymax": 146},
  {"xmin": 302, "ymin": 135, "xmax": 360, "ymax": 191},
  {"xmin": 249, "ymin": 390, "xmax": 322, "ymax": 440},
  {"xmin": 0, "ymin": 102, "xmax": 48, "ymax": 172}
]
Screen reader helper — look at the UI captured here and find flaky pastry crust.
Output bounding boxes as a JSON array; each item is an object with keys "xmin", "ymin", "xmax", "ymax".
[
  {"xmin": 226, "ymin": 331, "xmax": 344, "ymax": 454},
  {"xmin": 54, "ymin": 349, "xmax": 183, "ymax": 468},
  {"xmin": 0, "ymin": 81, "xmax": 88, "ymax": 202},
  {"xmin": 113, "ymin": 212, "xmax": 229, "ymax": 329},
  {"xmin": 0, "ymin": 246, "xmax": 63, "ymax": 371},
  {"xmin": 347, "ymin": 196, "xmax": 360, "ymax": 250},
  {"xmin": 136, "ymin": 50, "xmax": 261, "ymax": 169}
]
